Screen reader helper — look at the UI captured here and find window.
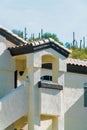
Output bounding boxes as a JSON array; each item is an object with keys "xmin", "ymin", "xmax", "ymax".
[
  {"xmin": 84, "ymin": 87, "xmax": 87, "ymax": 107},
  {"xmin": 41, "ymin": 75, "xmax": 52, "ymax": 81},
  {"xmin": 14, "ymin": 70, "xmax": 17, "ymax": 88},
  {"xmin": 42, "ymin": 63, "xmax": 52, "ymax": 69}
]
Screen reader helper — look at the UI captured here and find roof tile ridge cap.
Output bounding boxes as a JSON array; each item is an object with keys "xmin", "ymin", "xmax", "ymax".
[
  {"xmin": 49, "ymin": 38, "xmax": 72, "ymax": 53},
  {"xmin": 72, "ymin": 58, "xmax": 86, "ymax": 62},
  {"xmin": 31, "ymin": 39, "xmax": 49, "ymax": 45},
  {"xmin": 27, "ymin": 41, "xmax": 33, "ymax": 45},
  {"xmin": 36, "ymin": 39, "xmax": 43, "ymax": 43},
  {"xmin": 28, "ymin": 40, "xmax": 38, "ymax": 46},
  {"xmin": 42, "ymin": 38, "xmax": 49, "ymax": 43},
  {"xmin": 68, "ymin": 58, "xmax": 80, "ymax": 62},
  {"xmin": 8, "ymin": 43, "xmax": 25, "ymax": 49},
  {"xmin": 36, "ymin": 39, "xmax": 45, "ymax": 44},
  {"xmin": 67, "ymin": 58, "xmax": 77, "ymax": 62},
  {"xmin": 0, "ymin": 26, "xmax": 27, "ymax": 44},
  {"xmin": 31, "ymin": 40, "xmax": 37, "ymax": 45},
  {"xmin": 66, "ymin": 58, "xmax": 73, "ymax": 63}
]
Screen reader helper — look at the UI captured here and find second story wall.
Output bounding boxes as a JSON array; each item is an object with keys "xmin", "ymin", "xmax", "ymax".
[
  {"xmin": 64, "ymin": 72, "xmax": 87, "ymax": 130},
  {"xmin": 0, "ymin": 35, "xmax": 15, "ymax": 98}
]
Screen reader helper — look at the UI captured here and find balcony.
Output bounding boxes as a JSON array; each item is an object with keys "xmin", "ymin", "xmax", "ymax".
[{"xmin": 38, "ymin": 81, "xmax": 63, "ymax": 115}]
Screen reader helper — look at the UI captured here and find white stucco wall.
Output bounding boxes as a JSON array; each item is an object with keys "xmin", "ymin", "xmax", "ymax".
[
  {"xmin": 41, "ymin": 88, "xmax": 62, "ymax": 115},
  {"xmin": 0, "ymin": 85, "xmax": 28, "ymax": 130},
  {"xmin": 26, "ymin": 49, "xmax": 66, "ymax": 130},
  {"xmin": 0, "ymin": 35, "xmax": 15, "ymax": 97},
  {"xmin": 34, "ymin": 48, "xmax": 66, "ymax": 72},
  {"xmin": 64, "ymin": 72, "xmax": 87, "ymax": 130},
  {"xmin": 41, "ymin": 69, "xmax": 52, "ymax": 77},
  {"xmin": 40, "ymin": 119, "xmax": 52, "ymax": 130}
]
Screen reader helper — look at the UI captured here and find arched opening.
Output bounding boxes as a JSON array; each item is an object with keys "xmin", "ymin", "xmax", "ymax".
[
  {"xmin": 14, "ymin": 55, "xmax": 27, "ymax": 87},
  {"xmin": 41, "ymin": 54, "xmax": 59, "ymax": 83}
]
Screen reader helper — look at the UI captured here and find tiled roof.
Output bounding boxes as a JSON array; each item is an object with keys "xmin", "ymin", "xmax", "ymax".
[
  {"xmin": 8, "ymin": 38, "xmax": 71, "ymax": 57},
  {"xmin": 0, "ymin": 26, "xmax": 71, "ymax": 56},
  {"xmin": 67, "ymin": 58, "xmax": 87, "ymax": 67},
  {"xmin": 9, "ymin": 38, "xmax": 71, "ymax": 53},
  {"xmin": 0, "ymin": 26, "xmax": 27, "ymax": 45}
]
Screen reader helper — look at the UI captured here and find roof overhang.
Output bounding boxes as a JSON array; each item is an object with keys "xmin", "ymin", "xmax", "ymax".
[
  {"xmin": 8, "ymin": 38, "xmax": 71, "ymax": 58},
  {"xmin": 0, "ymin": 27, "xmax": 71, "ymax": 57},
  {"xmin": 67, "ymin": 64, "xmax": 87, "ymax": 74},
  {"xmin": 67, "ymin": 58, "xmax": 87, "ymax": 74},
  {"xmin": 0, "ymin": 26, "xmax": 27, "ymax": 45}
]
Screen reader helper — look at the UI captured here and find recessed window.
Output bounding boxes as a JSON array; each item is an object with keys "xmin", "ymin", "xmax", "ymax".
[
  {"xmin": 84, "ymin": 87, "xmax": 87, "ymax": 107},
  {"xmin": 41, "ymin": 75, "xmax": 52, "ymax": 81},
  {"xmin": 42, "ymin": 63, "xmax": 52, "ymax": 69},
  {"xmin": 14, "ymin": 70, "xmax": 17, "ymax": 89}
]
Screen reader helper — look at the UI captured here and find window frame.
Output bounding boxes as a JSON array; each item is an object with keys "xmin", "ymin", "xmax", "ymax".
[
  {"xmin": 40, "ymin": 75, "xmax": 52, "ymax": 81},
  {"xmin": 84, "ymin": 86, "xmax": 87, "ymax": 107}
]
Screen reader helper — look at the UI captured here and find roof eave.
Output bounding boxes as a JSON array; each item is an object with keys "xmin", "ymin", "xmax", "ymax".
[{"xmin": 0, "ymin": 26, "xmax": 27, "ymax": 45}]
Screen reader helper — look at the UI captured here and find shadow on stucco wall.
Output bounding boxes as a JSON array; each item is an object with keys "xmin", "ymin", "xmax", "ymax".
[{"xmin": 65, "ymin": 95, "xmax": 87, "ymax": 130}]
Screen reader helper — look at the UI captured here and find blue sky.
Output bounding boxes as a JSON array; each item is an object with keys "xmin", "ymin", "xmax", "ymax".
[{"xmin": 0, "ymin": 0, "xmax": 87, "ymax": 45}]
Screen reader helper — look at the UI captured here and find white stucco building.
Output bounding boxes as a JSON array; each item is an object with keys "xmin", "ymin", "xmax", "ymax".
[{"xmin": 0, "ymin": 26, "xmax": 87, "ymax": 130}]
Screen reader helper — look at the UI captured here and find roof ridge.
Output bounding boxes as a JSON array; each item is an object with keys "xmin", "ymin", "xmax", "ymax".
[
  {"xmin": 27, "ymin": 38, "xmax": 71, "ymax": 54},
  {"xmin": 9, "ymin": 38, "xmax": 71, "ymax": 53},
  {"xmin": 48, "ymin": 38, "xmax": 72, "ymax": 54}
]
